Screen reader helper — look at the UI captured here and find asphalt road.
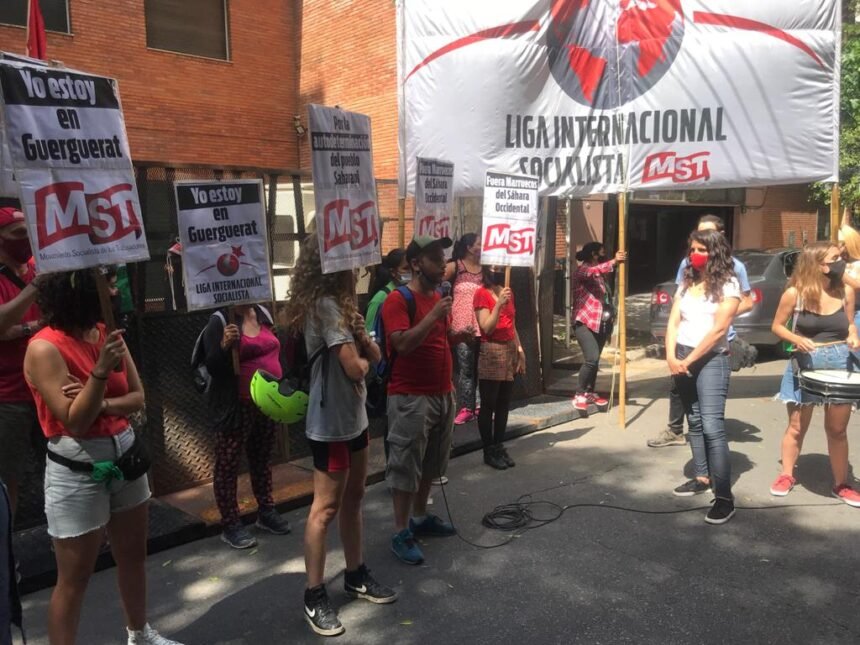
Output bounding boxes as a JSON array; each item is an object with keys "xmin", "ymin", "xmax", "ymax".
[{"xmin": 20, "ymin": 357, "xmax": 860, "ymax": 644}]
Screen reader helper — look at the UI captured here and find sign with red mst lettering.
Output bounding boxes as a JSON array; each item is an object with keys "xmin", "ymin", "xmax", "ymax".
[{"xmin": 480, "ymin": 171, "xmax": 538, "ymax": 268}]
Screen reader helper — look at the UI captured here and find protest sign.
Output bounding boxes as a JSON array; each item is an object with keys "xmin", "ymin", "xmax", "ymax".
[
  {"xmin": 0, "ymin": 57, "xmax": 148, "ymax": 271},
  {"xmin": 175, "ymin": 179, "xmax": 273, "ymax": 312},
  {"xmin": 308, "ymin": 104, "xmax": 381, "ymax": 274},
  {"xmin": 480, "ymin": 171, "xmax": 538, "ymax": 268},
  {"xmin": 414, "ymin": 157, "xmax": 454, "ymax": 247}
]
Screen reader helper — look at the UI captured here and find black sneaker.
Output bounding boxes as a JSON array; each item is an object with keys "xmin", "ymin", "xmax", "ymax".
[
  {"xmin": 483, "ymin": 447, "xmax": 507, "ymax": 470},
  {"xmin": 344, "ymin": 564, "xmax": 398, "ymax": 604},
  {"xmin": 673, "ymin": 479, "xmax": 711, "ymax": 497},
  {"xmin": 498, "ymin": 445, "xmax": 515, "ymax": 468},
  {"xmin": 705, "ymin": 498, "xmax": 736, "ymax": 525},
  {"xmin": 221, "ymin": 523, "xmax": 257, "ymax": 549},
  {"xmin": 304, "ymin": 585, "xmax": 345, "ymax": 637},
  {"xmin": 256, "ymin": 508, "xmax": 291, "ymax": 535}
]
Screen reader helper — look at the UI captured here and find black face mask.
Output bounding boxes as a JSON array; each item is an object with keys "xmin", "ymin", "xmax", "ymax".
[
  {"xmin": 827, "ymin": 259, "xmax": 846, "ymax": 282},
  {"xmin": 491, "ymin": 271, "xmax": 506, "ymax": 286}
]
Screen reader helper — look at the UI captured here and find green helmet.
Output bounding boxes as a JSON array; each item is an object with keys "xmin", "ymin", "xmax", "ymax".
[{"xmin": 250, "ymin": 370, "xmax": 309, "ymax": 424}]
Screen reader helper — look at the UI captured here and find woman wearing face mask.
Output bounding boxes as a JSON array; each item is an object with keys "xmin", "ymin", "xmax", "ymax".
[
  {"xmin": 770, "ymin": 242, "xmax": 860, "ymax": 506},
  {"xmin": 570, "ymin": 242, "xmax": 626, "ymax": 412},
  {"xmin": 665, "ymin": 230, "xmax": 740, "ymax": 524},
  {"xmin": 473, "ymin": 266, "xmax": 525, "ymax": 469},
  {"xmin": 365, "ymin": 248, "xmax": 408, "ymax": 333},
  {"xmin": 444, "ymin": 233, "xmax": 482, "ymax": 425},
  {"xmin": 837, "ymin": 224, "xmax": 860, "ymax": 334}
]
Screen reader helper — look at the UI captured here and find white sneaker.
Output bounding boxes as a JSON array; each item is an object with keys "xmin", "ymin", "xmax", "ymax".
[{"xmin": 127, "ymin": 623, "xmax": 184, "ymax": 645}]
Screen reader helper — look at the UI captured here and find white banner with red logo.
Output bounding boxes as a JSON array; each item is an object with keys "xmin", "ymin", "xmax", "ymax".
[
  {"xmin": 175, "ymin": 180, "xmax": 273, "ymax": 312},
  {"xmin": 0, "ymin": 59, "xmax": 148, "ymax": 271},
  {"xmin": 480, "ymin": 171, "xmax": 538, "ymax": 268},
  {"xmin": 308, "ymin": 104, "xmax": 381, "ymax": 274},
  {"xmin": 398, "ymin": 0, "xmax": 840, "ymax": 196},
  {"xmin": 414, "ymin": 158, "xmax": 454, "ymax": 247}
]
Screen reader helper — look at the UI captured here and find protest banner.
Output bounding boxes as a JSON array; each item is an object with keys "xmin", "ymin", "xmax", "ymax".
[
  {"xmin": 308, "ymin": 104, "xmax": 381, "ymax": 274},
  {"xmin": 398, "ymin": 0, "xmax": 840, "ymax": 196},
  {"xmin": 175, "ymin": 179, "xmax": 273, "ymax": 312},
  {"xmin": 0, "ymin": 56, "xmax": 148, "ymax": 271},
  {"xmin": 414, "ymin": 157, "xmax": 454, "ymax": 249},
  {"xmin": 480, "ymin": 171, "xmax": 538, "ymax": 269}
]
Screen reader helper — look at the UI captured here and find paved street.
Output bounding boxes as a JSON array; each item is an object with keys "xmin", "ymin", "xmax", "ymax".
[{"xmin": 21, "ymin": 356, "xmax": 860, "ymax": 644}]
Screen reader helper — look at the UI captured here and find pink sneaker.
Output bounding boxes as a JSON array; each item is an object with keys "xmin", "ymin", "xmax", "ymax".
[
  {"xmin": 832, "ymin": 484, "xmax": 860, "ymax": 508},
  {"xmin": 454, "ymin": 408, "xmax": 474, "ymax": 425},
  {"xmin": 572, "ymin": 394, "xmax": 588, "ymax": 411},
  {"xmin": 586, "ymin": 392, "xmax": 608, "ymax": 407},
  {"xmin": 769, "ymin": 474, "xmax": 796, "ymax": 497}
]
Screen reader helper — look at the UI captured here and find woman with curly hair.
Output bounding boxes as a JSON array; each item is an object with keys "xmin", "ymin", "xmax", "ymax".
[
  {"xmin": 24, "ymin": 270, "xmax": 182, "ymax": 645},
  {"xmin": 770, "ymin": 242, "xmax": 860, "ymax": 506},
  {"xmin": 284, "ymin": 233, "xmax": 396, "ymax": 637},
  {"xmin": 665, "ymin": 229, "xmax": 741, "ymax": 524}
]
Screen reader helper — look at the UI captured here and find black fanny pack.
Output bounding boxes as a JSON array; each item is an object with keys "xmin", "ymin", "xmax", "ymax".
[{"xmin": 48, "ymin": 435, "xmax": 151, "ymax": 483}]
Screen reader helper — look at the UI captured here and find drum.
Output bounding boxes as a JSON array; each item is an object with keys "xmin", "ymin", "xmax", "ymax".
[{"xmin": 798, "ymin": 370, "xmax": 860, "ymax": 404}]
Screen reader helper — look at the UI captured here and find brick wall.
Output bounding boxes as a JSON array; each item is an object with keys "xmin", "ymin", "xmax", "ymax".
[
  {"xmin": 755, "ymin": 184, "xmax": 822, "ymax": 248},
  {"xmin": 0, "ymin": 0, "xmax": 300, "ymax": 168}
]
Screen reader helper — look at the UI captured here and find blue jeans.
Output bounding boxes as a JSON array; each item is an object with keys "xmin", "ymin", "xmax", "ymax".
[
  {"xmin": 674, "ymin": 345, "xmax": 732, "ymax": 499},
  {"xmin": 777, "ymin": 343, "xmax": 855, "ymax": 405}
]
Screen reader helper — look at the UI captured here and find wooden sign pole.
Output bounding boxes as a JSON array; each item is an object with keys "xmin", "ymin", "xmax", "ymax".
[
  {"xmin": 618, "ymin": 192, "xmax": 628, "ymax": 429},
  {"xmin": 831, "ymin": 183, "xmax": 841, "ymax": 242},
  {"xmin": 227, "ymin": 306, "xmax": 241, "ymax": 376},
  {"xmin": 93, "ymin": 268, "xmax": 123, "ymax": 372},
  {"xmin": 504, "ymin": 265, "xmax": 512, "ymax": 289}
]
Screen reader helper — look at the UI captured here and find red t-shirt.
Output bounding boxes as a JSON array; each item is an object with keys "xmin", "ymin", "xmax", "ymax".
[
  {"xmin": 28, "ymin": 324, "xmax": 131, "ymax": 439},
  {"xmin": 0, "ymin": 261, "xmax": 40, "ymax": 403},
  {"xmin": 473, "ymin": 287, "xmax": 516, "ymax": 342},
  {"xmin": 382, "ymin": 287, "xmax": 453, "ymax": 396}
]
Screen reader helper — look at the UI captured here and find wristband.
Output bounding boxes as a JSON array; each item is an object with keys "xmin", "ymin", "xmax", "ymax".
[{"xmin": 90, "ymin": 370, "xmax": 108, "ymax": 381}]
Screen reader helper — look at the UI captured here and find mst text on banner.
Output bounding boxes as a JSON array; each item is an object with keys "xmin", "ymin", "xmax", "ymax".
[
  {"xmin": 309, "ymin": 104, "xmax": 381, "ymax": 274},
  {"xmin": 175, "ymin": 180, "xmax": 273, "ymax": 312},
  {"xmin": 414, "ymin": 157, "xmax": 454, "ymax": 246},
  {"xmin": 480, "ymin": 171, "xmax": 538, "ymax": 268},
  {"xmin": 398, "ymin": 0, "xmax": 840, "ymax": 196},
  {"xmin": 0, "ymin": 58, "xmax": 148, "ymax": 271}
]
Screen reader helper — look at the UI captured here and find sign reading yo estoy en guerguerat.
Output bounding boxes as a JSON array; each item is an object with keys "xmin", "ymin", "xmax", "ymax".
[
  {"xmin": 0, "ymin": 56, "xmax": 149, "ymax": 271},
  {"xmin": 308, "ymin": 104, "xmax": 381, "ymax": 274},
  {"xmin": 480, "ymin": 171, "xmax": 538, "ymax": 269},
  {"xmin": 175, "ymin": 180, "xmax": 273, "ymax": 312}
]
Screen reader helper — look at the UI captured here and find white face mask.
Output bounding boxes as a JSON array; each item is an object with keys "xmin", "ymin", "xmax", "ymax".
[{"xmin": 399, "ymin": 272, "xmax": 412, "ymax": 284}]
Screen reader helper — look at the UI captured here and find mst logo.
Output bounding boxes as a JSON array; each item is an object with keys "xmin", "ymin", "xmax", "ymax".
[
  {"xmin": 34, "ymin": 181, "xmax": 142, "ymax": 249},
  {"xmin": 642, "ymin": 151, "xmax": 710, "ymax": 184},
  {"xmin": 483, "ymin": 223, "xmax": 535, "ymax": 255},
  {"xmin": 323, "ymin": 199, "xmax": 379, "ymax": 252},
  {"xmin": 416, "ymin": 215, "xmax": 450, "ymax": 239}
]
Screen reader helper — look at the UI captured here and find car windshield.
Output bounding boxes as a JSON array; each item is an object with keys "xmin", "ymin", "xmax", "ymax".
[{"xmin": 734, "ymin": 252, "xmax": 774, "ymax": 278}]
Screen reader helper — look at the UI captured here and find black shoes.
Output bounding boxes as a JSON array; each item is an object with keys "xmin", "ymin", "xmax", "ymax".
[
  {"xmin": 498, "ymin": 445, "xmax": 515, "ymax": 467},
  {"xmin": 483, "ymin": 445, "xmax": 508, "ymax": 470},
  {"xmin": 256, "ymin": 508, "xmax": 291, "ymax": 535},
  {"xmin": 344, "ymin": 564, "xmax": 398, "ymax": 604},
  {"xmin": 304, "ymin": 585, "xmax": 344, "ymax": 637},
  {"xmin": 705, "ymin": 497, "xmax": 736, "ymax": 525},
  {"xmin": 672, "ymin": 479, "xmax": 711, "ymax": 497}
]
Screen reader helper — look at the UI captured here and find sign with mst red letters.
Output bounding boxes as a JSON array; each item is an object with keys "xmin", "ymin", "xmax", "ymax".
[
  {"xmin": 480, "ymin": 171, "xmax": 538, "ymax": 268},
  {"xmin": 0, "ymin": 57, "xmax": 148, "ymax": 271},
  {"xmin": 175, "ymin": 180, "xmax": 273, "ymax": 312},
  {"xmin": 414, "ymin": 157, "xmax": 454, "ymax": 254},
  {"xmin": 308, "ymin": 104, "xmax": 381, "ymax": 274}
]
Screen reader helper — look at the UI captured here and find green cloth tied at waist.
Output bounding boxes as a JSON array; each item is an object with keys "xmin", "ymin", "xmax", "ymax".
[{"xmin": 90, "ymin": 460, "xmax": 124, "ymax": 483}]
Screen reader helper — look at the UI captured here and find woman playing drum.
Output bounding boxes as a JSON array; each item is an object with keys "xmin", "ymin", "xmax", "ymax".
[{"xmin": 771, "ymin": 242, "xmax": 860, "ymax": 506}]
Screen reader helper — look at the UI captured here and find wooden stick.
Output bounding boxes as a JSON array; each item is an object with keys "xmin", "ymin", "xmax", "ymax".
[
  {"xmin": 398, "ymin": 197, "xmax": 406, "ymax": 247},
  {"xmin": 831, "ymin": 183, "xmax": 840, "ymax": 242},
  {"xmin": 93, "ymin": 268, "xmax": 122, "ymax": 372},
  {"xmin": 618, "ymin": 192, "xmax": 628, "ymax": 429},
  {"xmin": 504, "ymin": 266, "xmax": 512, "ymax": 289},
  {"xmin": 227, "ymin": 306, "xmax": 241, "ymax": 376}
]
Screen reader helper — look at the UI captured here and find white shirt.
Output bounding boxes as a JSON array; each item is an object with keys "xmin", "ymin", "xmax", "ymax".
[{"xmin": 676, "ymin": 278, "xmax": 741, "ymax": 352}]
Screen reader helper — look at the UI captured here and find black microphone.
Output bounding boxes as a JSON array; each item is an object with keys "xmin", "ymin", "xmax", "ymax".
[{"xmin": 439, "ymin": 281, "xmax": 452, "ymax": 298}]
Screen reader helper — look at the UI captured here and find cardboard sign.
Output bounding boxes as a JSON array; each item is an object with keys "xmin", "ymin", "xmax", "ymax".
[
  {"xmin": 308, "ymin": 104, "xmax": 381, "ymax": 274},
  {"xmin": 480, "ymin": 171, "xmax": 538, "ymax": 268},
  {"xmin": 175, "ymin": 180, "xmax": 273, "ymax": 311},
  {"xmin": 414, "ymin": 157, "xmax": 454, "ymax": 247},
  {"xmin": 0, "ymin": 57, "xmax": 148, "ymax": 271}
]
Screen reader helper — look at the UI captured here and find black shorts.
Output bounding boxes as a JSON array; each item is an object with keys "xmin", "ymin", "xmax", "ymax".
[{"xmin": 308, "ymin": 429, "xmax": 369, "ymax": 473}]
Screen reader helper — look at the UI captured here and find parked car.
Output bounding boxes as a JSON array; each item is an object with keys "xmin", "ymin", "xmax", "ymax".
[{"xmin": 650, "ymin": 249, "xmax": 800, "ymax": 353}]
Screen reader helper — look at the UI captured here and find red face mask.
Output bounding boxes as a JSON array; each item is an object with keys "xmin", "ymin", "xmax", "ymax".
[{"xmin": 689, "ymin": 252, "xmax": 708, "ymax": 271}]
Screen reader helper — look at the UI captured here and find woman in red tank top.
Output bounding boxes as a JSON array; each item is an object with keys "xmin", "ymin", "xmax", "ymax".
[{"xmin": 24, "ymin": 270, "xmax": 182, "ymax": 645}]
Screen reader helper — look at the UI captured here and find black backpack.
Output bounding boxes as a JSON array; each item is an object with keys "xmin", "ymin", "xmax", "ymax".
[
  {"xmin": 366, "ymin": 286, "xmax": 416, "ymax": 417},
  {"xmin": 190, "ymin": 311, "xmax": 226, "ymax": 394}
]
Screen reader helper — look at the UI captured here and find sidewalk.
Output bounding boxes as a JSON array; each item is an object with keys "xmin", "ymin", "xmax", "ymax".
[{"xmin": 19, "ymin": 355, "xmax": 860, "ymax": 644}]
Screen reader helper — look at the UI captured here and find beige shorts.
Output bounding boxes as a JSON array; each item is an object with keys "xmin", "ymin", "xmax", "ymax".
[
  {"xmin": 45, "ymin": 428, "xmax": 151, "ymax": 539},
  {"xmin": 385, "ymin": 392, "xmax": 455, "ymax": 492}
]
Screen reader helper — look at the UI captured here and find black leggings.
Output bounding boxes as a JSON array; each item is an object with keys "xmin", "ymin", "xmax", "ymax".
[
  {"xmin": 478, "ymin": 379, "xmax": 514, "ymax": 449},
  {"xmin": 574, "ymin": 322, "xmax": 607, "ymax": 394}
]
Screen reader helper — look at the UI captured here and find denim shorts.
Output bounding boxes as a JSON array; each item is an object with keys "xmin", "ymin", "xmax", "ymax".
[
  {"xmin": 44, "ymin": 428, "xmax": 151, "ymax": 539},
  {"xmin": 777, "ymin": 343, "xmax": 856, "ymax": 406}
]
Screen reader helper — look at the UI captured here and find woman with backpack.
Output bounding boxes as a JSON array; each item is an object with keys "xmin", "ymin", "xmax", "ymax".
[
  {"xmin": 284, "ymin": 233, "xmax": 396, "ymax": 637},
  {"xmin": 365, "ymin": 248, "xmax": 408, "ymax": 333},
  {"xmin": 443, "ymin": 233, "xmax": 482, "ymax": 425},
  {"xmin": 202, "ymin": 303, "xmax": 292, "ymax": 549}
]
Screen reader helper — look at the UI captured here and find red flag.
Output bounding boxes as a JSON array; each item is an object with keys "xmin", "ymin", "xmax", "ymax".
[{"xmin": 26, "ymin": 0, "xmax": 47, "ymax": 60}]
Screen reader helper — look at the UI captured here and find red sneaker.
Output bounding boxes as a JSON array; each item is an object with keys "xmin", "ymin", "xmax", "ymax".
[
  {"xmin": 454, "ymin": 408, "xmax": 474, "ymax": 425},
  {"xmin": 586, "ymin": 392, "xmax": 608, "ymax": 407},
  {"xmin": 832, "ymin": 484, "xmax": 860, "ymax": 508},
  {"xmin": 572, "ymin": 394, "xmax": 588, "ymax": 411},
  {"xmin": 769, "ymin": 474, "xmax": 796, "ymax": 497}
]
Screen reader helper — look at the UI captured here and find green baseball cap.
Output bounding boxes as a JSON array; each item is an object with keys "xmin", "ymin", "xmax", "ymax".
[{"xmin": 406, "ymin": 234, "xmax": 453, "ymax": 261}]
